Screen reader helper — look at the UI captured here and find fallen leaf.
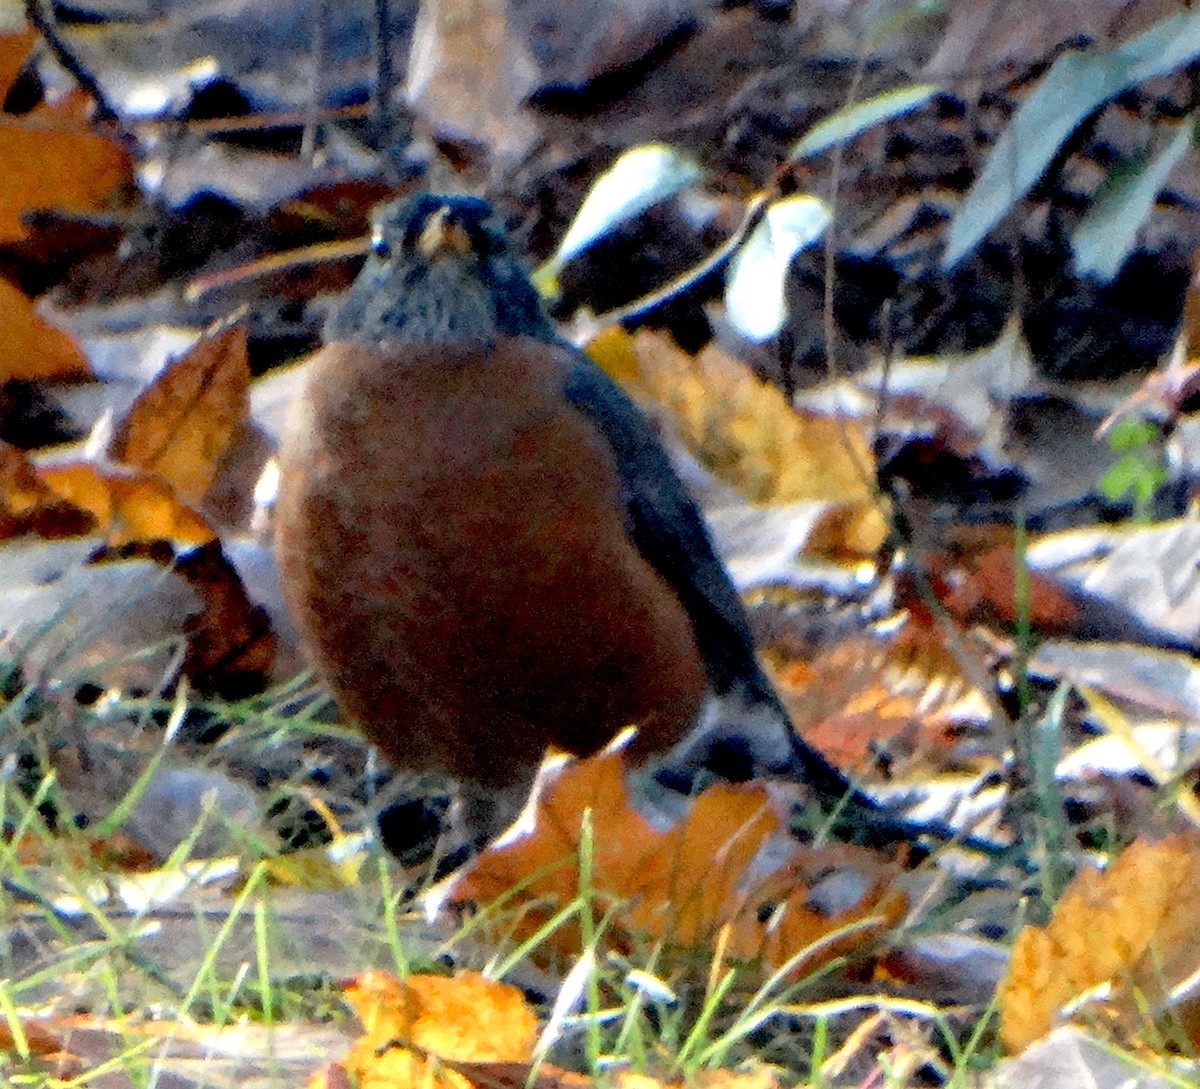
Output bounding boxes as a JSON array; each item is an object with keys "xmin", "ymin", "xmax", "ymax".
[
  {"xmin": 587, "ymin": 328, "xmax": 886, "ymax": 557},
  {"xmin": 1000, "ymin": 833, "xmax": 1200, "ymax": 1052},
  {"xmin": 0, "ymin": 277, "xmax": 91, "ymax": 381},
  {"xmin": 338, "ymin": 971, "xmax": 538, "ymax": 1089},
  {"xmin": 776, "ymin": 627, "xmax": 993, "ymax": 773},
  {"xmin": 943, "ymin": 544, "xmax": 1081, "ymax": 633},
  {"xmin": 0, "ymin": 27, "xmax": 36, "ymax": 96},
  {"xmin": 0, "ymin": 1014, "xmax": 77, "ymax": 1061},
  {"xmin": 450, "ymin": 751, "xmax": 905, "ymax": 978},
  {"xmin": 40, "ymin": 460, "xmax": 214, "ymax": 545},
  {"xmin": 174, "ymin": 539, "xmax": 276, "ymax": 697},
  {"xmin": 109, "ymin": 323, "xmax": 251, "ymax": 506},
  {"xmin": 0, "ymin": 77, "xmax": 132, "ymax": 241},
  {"xmin": 0, "ymin": 440, "xmax": 95, "ymax": 540}
]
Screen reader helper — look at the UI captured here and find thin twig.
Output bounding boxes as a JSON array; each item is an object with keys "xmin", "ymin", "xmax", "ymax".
[
  {"xmin": 372, "ymin": 0, "xmax": 395, "ymax": 148},
  {"xmin": 23, "ymin": 0, "xmax": 119, "ymax": 124}
]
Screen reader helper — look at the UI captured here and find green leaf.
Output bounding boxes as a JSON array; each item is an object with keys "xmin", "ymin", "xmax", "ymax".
[
  {"xmin": 1107, "ymin": 416, "xmax": 1160, "ymax": 452},
  {"xmin": 724, "ymin": 195, "xmax": 831, "ymax": 342},
  {"xmin": 789, "ymin": 83, "xmax": 940, "ymax": 160},
  {"xmin": 1072, "ymin": 116, "xmax": 1195, "ymax": 281},
  {"xmin": 1099, "ymin": 457, "xmax": 1139, "ymax": 502},
  {"xmin": 943, "ymin": 9, "xmax": 1200, "ymax": 268}
]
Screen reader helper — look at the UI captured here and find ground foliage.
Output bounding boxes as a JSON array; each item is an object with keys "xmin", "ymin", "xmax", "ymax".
[{"xmin": 3, "ymin": 1, "xmax": 1200, "ymax": 1086}]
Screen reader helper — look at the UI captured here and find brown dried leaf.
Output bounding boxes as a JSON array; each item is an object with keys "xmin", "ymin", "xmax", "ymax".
[
  {"xmin": 0, "ymin": 440, "xmax": 95, "ymax": 540},
  {"xmin": 452, "ymin": 751, "xmax": 904, "ymax": 977},
  {"xmin": 628, "ymin": 783, "xmax": 906, "ymax": 972},
  {"xmin": 942, "ymin": 545, "xmax": 1081, "ymax": 634},
  {"xmin": 0, "ymin": 28, "xmax": 35, "ymax": 99},
  {"xmin": 0, "ymin": 277, "xmax": 91, "ymax": 381},
  {"xmin": 0, "ymin": 1014, "xmax": 74, "ymax": 1060},
  {"xmin": 174, "ymin": 539, "xmax": 275, "ymax": 698},
  {"xmin": 110, "ymin": 324, "xmax": 251, "ymax": 505}
]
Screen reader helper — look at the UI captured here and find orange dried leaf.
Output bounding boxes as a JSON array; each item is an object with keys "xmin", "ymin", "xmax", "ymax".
[
  {"xmin": 451, "ymin": 751, "xmax": 903, "ymax": 978},
  {"xmin": 1000, "ymin": 833, "xmax": 1200, "ymax": 1053},
  {"xmin": 339, "ymin": 971, "xmax": 538, "ymax": 1089},
  {"xmin": 405, "ymin": 974, "xmax": 537, "ymax": 1061},
  {"xmin": 39, "ymin": 461, "xmax": 215, "ymax": 545},
  {"xmin": 8, "ymin": 827, "xmax": 152, "ymax": 872},
  {"xmin": 623, "ymin": 783, "xmax": 786, "ymax": 952},
  {"xmin": 0, "ymin": 100, "xmax": 132, "ymax": 243},
  {"xmin": 110, "ymin": 325, "xmax": 250, "ymax": 505},
  {"xmin": 459, "ymin": 750, "xmax": 660, "ymax": 910},
  {"xmin": 0, "ymin": 1015, "xmax": 74, "ymax": 1060},
  {"xmin": 0, "ymin": 277, "xmax": 90, "ymax": 381},
  {"xmin": 0, "ymin": 28, "xmax": 36, "ymax": 100}
]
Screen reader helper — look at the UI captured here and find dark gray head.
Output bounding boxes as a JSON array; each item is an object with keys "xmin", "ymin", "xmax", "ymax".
[{"xmin": 326, "ymin": 194, "xmax": 556, "ymax": 347}]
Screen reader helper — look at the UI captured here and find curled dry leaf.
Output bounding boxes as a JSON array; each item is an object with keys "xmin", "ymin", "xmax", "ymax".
[
  {"xmin": 174, "ymin": 539, "xmax": 276, "ymax": 698},
  {"xmin": 1000, "ymin": 832, "xmax": 1200, "ymax": 1053},
  {"xmin": 81, "ymin": 538, "xmax": 275, "ymax": 698},
  {"xmin": 449, "ymin": 750, "xmax": 906, "ymax": 978},
  {"xmin": 334, "ymin": 970, "xmax": 538, "ymax": 1089},
  {"xmin": 15, "ymin": 323, "xmax": 252, "ymax": 548},
  {"xmin": 109, "ymin": 324, "xmax": 251, "ymax": 506}
]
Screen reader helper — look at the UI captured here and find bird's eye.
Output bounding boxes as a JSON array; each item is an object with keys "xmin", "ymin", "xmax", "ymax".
[{"xmin": 371, "ymin": 228, "xmax": 392, "ymax": 260}]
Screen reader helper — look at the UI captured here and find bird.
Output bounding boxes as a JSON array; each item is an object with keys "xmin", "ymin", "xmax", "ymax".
[{"xmin": 274, "ymin": 192, "xmax": 881, "ymax": 857}]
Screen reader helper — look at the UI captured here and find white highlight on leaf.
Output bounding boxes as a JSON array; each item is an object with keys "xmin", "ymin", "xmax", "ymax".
[{"xmin": 725, "ymin": 195, "xmax": 831, "ymax": 342}]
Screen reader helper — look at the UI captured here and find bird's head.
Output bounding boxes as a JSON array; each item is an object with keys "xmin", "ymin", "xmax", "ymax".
[{"xmin": 326, "ymin": 194, "xmax": 555, "ymax": 346}]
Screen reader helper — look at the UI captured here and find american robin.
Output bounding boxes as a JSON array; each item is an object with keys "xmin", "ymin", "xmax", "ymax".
[{"xmin": 275, "ymin": 193, "xmax": 873, "ymax": 852}]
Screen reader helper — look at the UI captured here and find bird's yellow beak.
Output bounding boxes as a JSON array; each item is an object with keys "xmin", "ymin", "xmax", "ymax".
[{"xmin": 417, "ymin": 205, "xmax": 473, "ymax": 258}]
